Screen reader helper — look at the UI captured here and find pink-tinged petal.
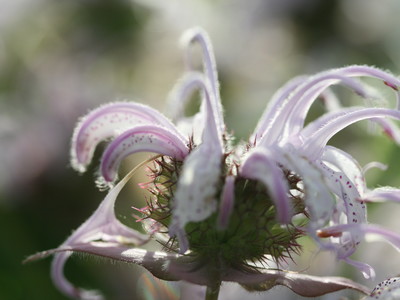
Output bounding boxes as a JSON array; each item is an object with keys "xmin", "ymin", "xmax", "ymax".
[
  {"xmin": 362, "ymin": 187, "xmax": 400, "ymax": 203},
  {"xmin": 180, "ymin": 27, "xmax": 223, "ymax": 124},
  {"xmin": 282, "ymin": 75, "xmax": 369, "ymax": 140},
  {"xmin": 51, "ymin": 252, "xmax": 103, "ymax": 300},
  {"xmin": 100, "ymin": 125, "xmax": 189, "ymax": 182},
  {"xmin": 314, "ymin": 162, "xmax": 367, "ymax": 263},
  {"xmin": 71, "ymin": 102, "xmax": 185, "ymax": 172},
  {"xmin": 25, "ymin": 166, "xmax": 149, "ymax": 299},
  {"xmin": 217, "ymin": 176, "xmax": 235, "ymax": 230},
  {"xmin": 366, "ymin": 277, "xmax": 400, "ymax": 300},
  {"xmin": 317, "ymin": 162, "xmax": 366, "ymax": 259},
  {"xmin": 167, "ymin": 72, "xmax": 224, "ymax": 148},
  {"xmin": 258, "ymin": 73, "xmax": 371, "ymax": 147},
  {"xmin": 251, "ymin": 75, "xmax": 307, "ymax": 142},
  {"xmin": 299, "ymin": 108, "xmax": 400, "ymax": 160},
  {"xmin": 222, "ymin": 267, "xmax": 369, "ymax": 296},
  {"xmin": 240, "ymin": 148, "xmax": 291, "ymax": 223},
  {"xmin": 343, "ymin": 258, "xmax": 375, "ymax": 279},
  {"xmin": 318, "ymin": 224, "xmax": 400, "ymax": 253},
  {"xmin": 170, "ymin": 142, "xmax": 222, "ymax": 252},
  {"xmin": 257, "ymin": 65, "xmax": 400, "ymax": 147}
]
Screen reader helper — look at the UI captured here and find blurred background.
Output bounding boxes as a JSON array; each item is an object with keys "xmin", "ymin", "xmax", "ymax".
[{"xmin": 1, "ymin": 0, "xmax": 400, "ymax": 299}]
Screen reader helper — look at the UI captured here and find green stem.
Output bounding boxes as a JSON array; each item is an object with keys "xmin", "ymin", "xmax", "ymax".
[{"xmin": 205, "ymin": 284, "xmax": 221, "ymax": 300}]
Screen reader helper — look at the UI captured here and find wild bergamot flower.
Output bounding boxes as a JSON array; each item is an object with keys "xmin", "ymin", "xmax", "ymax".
[{"xmin": 27, "ymin": 28, "xmax": 400, "ymax": 300}]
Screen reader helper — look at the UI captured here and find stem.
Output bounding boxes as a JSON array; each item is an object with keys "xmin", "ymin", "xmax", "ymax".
[{"xmin": 205, "ymin": 284, "xmax": 221, "ymax": 300}]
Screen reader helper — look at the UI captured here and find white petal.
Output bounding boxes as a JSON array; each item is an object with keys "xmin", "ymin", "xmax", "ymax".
[{"xmin": 170, "ymin": 144, "xmax": 221, "ymax": 252}]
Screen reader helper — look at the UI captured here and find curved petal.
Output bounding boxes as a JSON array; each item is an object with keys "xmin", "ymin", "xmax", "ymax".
[
  {"xmin": 343, "ymin": 258, "xmax": 375, "ymax": 279},
  {"xmin": 51, "ymin": 252, "xmax": 103, "ymax": 300},
  {"xmin": 310, "ymin": 160, "xmax": 369, "ymax": 266},
  {"xmin": 299, "ymin": 108, "xmax": 400, "ymax": 160},
  {"xmin": 318, "ymin": 161, "xmax": 366, "ymax": 224},
  {"xmin": 318, "ymin": 224, "xmax": 400, "ymax": 254},
  {"xmin": 71, "ymin": 102, "xmax": 185, "ymax": 172},
  {"xmin": 101, "ymin": 125, "xmax": 189, "ymax": 182},
  {"xmin": 180, "ymin": 27, "xmax": 223, "ymax": 125},
  {"xmin": 258, "ymin": 73, "xmax": 368, "ymax": 147},
  {"xmin": 222, "ymin": 268, "xmax": 369, "ymax": 296},
  {"xmin": 25, "ymin": 164, "xmax": 150, "ymax": 299},
  {"xmin": 363, "ymin": 161, "xmax": 388, "ymax": 175},
  {"xmin": 279, "ymin": 76, "xmax": 368, "ymax": 143},
  {"xmin": 258, "ymin": 65, "xmax": 400, "ymax": 147},
  {"xmin": 240, "ymin": 148, "xmax": 292, "ymax": 223},
  {"xmin": 318, "ymin": 223, "xmax": 400, "ymax": 278},
  {"xmin": 167, "ymin": 72, "xmax": 224, "ymax": 148},
  {"xmin": 251, "ymin": 75, "xmax": 307, "ymax": 142}
]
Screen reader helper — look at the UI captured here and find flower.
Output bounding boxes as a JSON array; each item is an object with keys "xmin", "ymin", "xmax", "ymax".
[{"xmin": 26, "ymin": 27, "xmax": 400, "ymax": 300}]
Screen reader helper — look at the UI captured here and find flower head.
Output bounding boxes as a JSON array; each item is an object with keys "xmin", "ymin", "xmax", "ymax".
[{"xmin": 26, "ymin": 27, "xmax": 400, "ymax": 299}]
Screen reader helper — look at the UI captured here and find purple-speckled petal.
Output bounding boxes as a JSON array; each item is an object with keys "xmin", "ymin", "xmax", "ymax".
[
  {"xmin": 299, "ymin": 108, "xmax": 400, "ymax": 160},
  {"xmin": 323, "ymin": 146, "xmax": 366, "ymax": 195},
  {"xmin": 240, "ymin": 148, "xmax": 291, "ymax": 223},
  {"xmin": 25, "ymin": 167, "xmax": 149, "ymax": 299},
  {"xmin": 71, "ymin": 102, "xmax": 185, "ymax": 172},
  {"xmin": 50, "ymin": 251, "xmax": 103, "ymax": 300},
  {"xmin": 317, "ymin": 162, "xmax": 366, "ymax": 257},
  {"xmin": 217, "ymin": 176, "xmax": 235, "ymax": 230},
  {"xmin": 100, "ymin": 125, "xmax": 189, "ymax": 182},
  {"xmin": 366, "ymin": 277, "xmax": 400, "ymax": 300}
]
